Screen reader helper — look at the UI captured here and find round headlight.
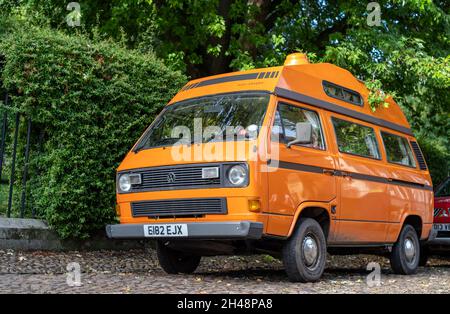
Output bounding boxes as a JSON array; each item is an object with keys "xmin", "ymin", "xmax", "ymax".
[
  {"xmin": 228, "ymin": 165, "xmax": 247, "ymax": 186},
  {"xmin": 119, "ymin": 174, "xmax": 131, "ymax": 192}
]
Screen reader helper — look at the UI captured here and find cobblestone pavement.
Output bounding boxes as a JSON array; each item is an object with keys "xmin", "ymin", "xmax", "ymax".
[{"xmin": 1, "ymin": 249, "xmax": 450, "ymax": 293}]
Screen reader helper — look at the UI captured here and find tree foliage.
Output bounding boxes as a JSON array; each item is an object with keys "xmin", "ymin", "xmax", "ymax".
[
  {"xmin": 0, "ymin": 19, "xmax": 186, "ymax": 237},
  {"xmin": 0, "ymin": 1, "xmax": 448, "ymax": 188},
  {"xmin": 2, "ymin": 1, "xmax": 446, "ymax": 181}
]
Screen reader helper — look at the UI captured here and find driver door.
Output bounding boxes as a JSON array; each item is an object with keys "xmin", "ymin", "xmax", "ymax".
[{"xmin": 266, "ymin": 101, "xmax": 337, "ymax": 234}]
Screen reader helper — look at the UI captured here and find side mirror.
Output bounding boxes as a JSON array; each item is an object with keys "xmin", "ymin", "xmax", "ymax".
[{"xmin": 287, "ymin": 122, "xmax": 313, "ymax": 148}]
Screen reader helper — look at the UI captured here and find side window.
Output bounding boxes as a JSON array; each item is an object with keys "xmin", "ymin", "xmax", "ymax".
[
  {"xmin": 271, "ymin": 110, "xmax": 284, "ymax": 142},
  {"xmin": 381, "ymin": 132, "xmax": 416, "ymax": 168},
  {"xmin": 323, "ymin": 81, "xmax": 363, "ymax": 106},
  {"xmin": 436, "ymin": 179, "xmax": 450, "ymax": 197},
  {"xmin": 332, "ymin": 117, "xmax": 380, "ymax": 159},
  {"xmin": 271, "ymin": 103, "xmax": 324, "ymax": 150}
]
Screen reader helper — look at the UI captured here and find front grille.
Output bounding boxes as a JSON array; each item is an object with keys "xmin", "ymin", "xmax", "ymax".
[
  {"xmin": 410, "ymin": 141, "xmax": 427, "ymax": 170},
  {"xmin": 131, "ymin": 198, "xmax": 227, "ymax": 218},
  {"xmin": 129, "ymin": 164, "xmax": 222, "ymax": 192}
]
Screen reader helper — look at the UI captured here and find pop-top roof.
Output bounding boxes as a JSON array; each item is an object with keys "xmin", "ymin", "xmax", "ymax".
[{"xmin": 169, "ymin": 54, "xmax": 412, "ymax": 136}]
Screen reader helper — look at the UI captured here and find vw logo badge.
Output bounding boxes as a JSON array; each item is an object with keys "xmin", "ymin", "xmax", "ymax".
[{"xmin": 167, "ymin": 172, "xmax": 176, "ymax": 183}]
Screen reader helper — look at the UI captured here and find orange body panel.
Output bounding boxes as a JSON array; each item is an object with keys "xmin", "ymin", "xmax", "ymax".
[{"xmin": 116, "ymin": 57, "xmax": 433, "ymax": 247}]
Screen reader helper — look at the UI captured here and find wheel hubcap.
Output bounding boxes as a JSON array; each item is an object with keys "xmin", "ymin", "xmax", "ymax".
[
  {"xmin": 404, "ymin": 237, "xmax": 416, "ymax": 263},
  {"xmin": 302, "ymin": 235, "xmax": 319, "ymax": 267}
]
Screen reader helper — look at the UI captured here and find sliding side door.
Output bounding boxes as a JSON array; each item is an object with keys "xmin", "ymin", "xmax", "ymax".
[{"xmin": 330, "ymin": 115, "xmax": 389, "ymax": 244}]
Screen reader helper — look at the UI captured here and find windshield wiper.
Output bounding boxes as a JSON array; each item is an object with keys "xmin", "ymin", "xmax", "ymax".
[
  {"xmin": 154, "ymin": 137, "xmax": 188, "ymax": 146},
  {"xmin": 203, "ymin": 131, "xmax": 251, "ymax": 144},
  {"xmin": 134, "ymin": 137, "xmax": 184, "ymax": 153},
  {"xmin": 133, "ymin": 114, "xmax": 167, "ymax": 153},
  {"xmin": 134, "ymin": 142, "xmax": 146, "ymax": 153}
]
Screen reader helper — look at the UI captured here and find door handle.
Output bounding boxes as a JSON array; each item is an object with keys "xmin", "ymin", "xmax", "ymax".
[{"xmin": 323, "ymin": 169, "xmax": 335, "ymax": 176}]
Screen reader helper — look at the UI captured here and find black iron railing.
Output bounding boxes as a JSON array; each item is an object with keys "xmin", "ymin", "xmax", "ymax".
[{"xmin": 0, "ymin": 91, "xmax": 34, "ymax": 218}]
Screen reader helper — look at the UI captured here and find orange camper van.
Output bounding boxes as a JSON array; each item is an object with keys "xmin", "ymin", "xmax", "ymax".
[{"xmin": 106, "ymin": 53, "xmax": 434, "ymax": 282}]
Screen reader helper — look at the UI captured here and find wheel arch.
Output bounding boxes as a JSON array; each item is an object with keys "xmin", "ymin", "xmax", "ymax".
[
  {"xmin": 401, "ymin": 215, "xmax": 423, "ymax": 239},
  {"xmin": 287, "ymin": 202, "xmax": 331, "ymax": 239}
]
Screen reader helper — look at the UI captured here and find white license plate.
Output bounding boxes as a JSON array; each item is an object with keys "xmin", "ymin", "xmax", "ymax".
[
  {"xmin": 434, "ymin": 224, "xmax": 450, "ymax": 231},
  {"xmin": 143, "ymin": 224, "xmax": 188, "ymax": 237}
]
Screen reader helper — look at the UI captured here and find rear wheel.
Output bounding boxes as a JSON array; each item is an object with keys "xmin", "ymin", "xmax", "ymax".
[
  {"xmin": 156, "ymin": 241, "xmax": 201, "ymax": 274},
  {"xmin": 390, "ymin": 224, "xmax": 420, "ymax": 274},
  {"xmin": 282, "ymin": 218, "xmax": 327, "ymax": 282}
]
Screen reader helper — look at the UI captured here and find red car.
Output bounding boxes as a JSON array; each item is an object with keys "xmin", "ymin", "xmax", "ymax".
[
  {"xmin": 431, "ymin": 176, "xmax": 450, "ymax": 243},
  {"xmin": 419, "ymin": 177, "xmax": 450, "ymax": 265}
]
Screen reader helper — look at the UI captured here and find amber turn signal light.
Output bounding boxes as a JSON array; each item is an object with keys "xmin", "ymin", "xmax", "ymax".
[{"xmin": 248, "ymin": 200, "xmax": 261, "ymax": 212}]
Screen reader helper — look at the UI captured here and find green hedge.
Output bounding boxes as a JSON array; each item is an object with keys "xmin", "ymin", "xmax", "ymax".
[
  {"xmin": 418, "ymin": 136, "xmax": 450, "ymax": 186},
  {"xmin": 0, "ymin": 22, "xmax": 186, "ymax": 238}
]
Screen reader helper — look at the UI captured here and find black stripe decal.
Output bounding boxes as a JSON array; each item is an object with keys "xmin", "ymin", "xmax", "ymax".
[
  {"xmin": 271, "ymin": 160, "xmax": 433, "ymax": 191},
  {"xmin": 183, "ymin": 71, "xmax": 281, "ymax": 91},
  {"xmin": 336, "ymin": 219, "xmax": 400, "ymax": 224},
  {"xmin": 274, "ymin": 87, "xmax": 414, "ymax": 136},
  {"xmin": 277, "ymin": 160, "xmax": 326, "ymax": 174},
  {"xmin": 195, "ymin": 73, "xmax": 259, "ymax": 88},
  {"xmin": 349, "ymin": 172, "xmax": 387, "ymax": 184},
  {"xmin": 390, "ymin": 177, "xmax": 433, "ymax": 190}
]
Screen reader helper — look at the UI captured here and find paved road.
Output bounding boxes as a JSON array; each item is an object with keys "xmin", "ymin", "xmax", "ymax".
[{"xmin": 1, "ymin": 249, "xmax": 450, "ymax": 293}]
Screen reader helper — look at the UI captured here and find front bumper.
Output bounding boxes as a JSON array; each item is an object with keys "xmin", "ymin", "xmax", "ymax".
[
  {"xmin": 428, "ymin": 238, "xmax": 450, "ymax": 245},
  {"xmin": 106, "ymin": 221, "xmax": 263, "ymax": 240},
  {"xmin": 426, "ymin": 226, "xmax": 450, "ymax": 244}
]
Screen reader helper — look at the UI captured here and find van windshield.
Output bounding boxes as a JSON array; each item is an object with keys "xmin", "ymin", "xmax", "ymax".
[{"xmin": 135, "ymin": 93, "xmax": 270, "ymax": 151}]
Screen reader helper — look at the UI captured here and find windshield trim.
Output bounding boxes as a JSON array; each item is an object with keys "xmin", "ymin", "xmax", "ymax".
[
  {"xmin": 133, "ymin": 90, "xmax": 272, "ymax": 153},
  {"xmin": 167, "ymin": 90, "xmax": 272, "ymax": 108}
]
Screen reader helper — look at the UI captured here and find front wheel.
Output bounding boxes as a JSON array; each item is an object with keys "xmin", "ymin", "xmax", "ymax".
[
  {"xmin": 156, "ymin": 241, "xmax": 201, "ymax": 274},
  {"xmin": 390, "ymin": 224, "xmax": 420, "ymax": 275},
  {"xmin": 282, "ymin": 218, "xmax": 327, "ymax": 282}
]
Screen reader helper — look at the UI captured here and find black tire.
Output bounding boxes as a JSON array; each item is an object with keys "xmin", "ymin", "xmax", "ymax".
[
  {"xmin": 390, "ymin": 224, "xmax": 420, "ymax": 275},
  {"xmin": 419, "ymin": 244, "xmax": 430, "ymax": 267},
  {"xmin": 156, "ymin": 241, "xmax": 201, "ymax": 274},
  {"xmin": 282, "ymin": 218, "xmax": 327, "ymax": 283}
]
